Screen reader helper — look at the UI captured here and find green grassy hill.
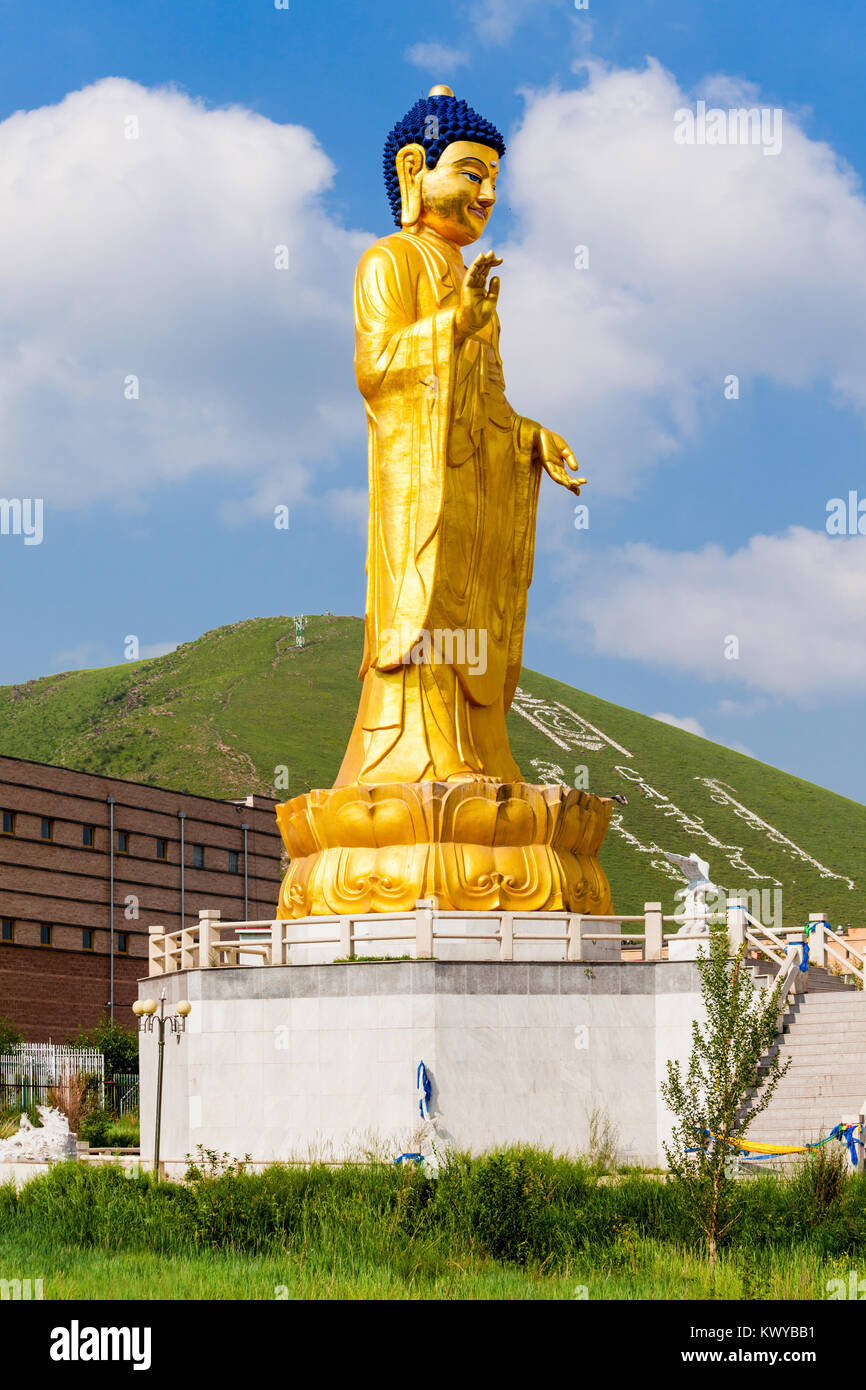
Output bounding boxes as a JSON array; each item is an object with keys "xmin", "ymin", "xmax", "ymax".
[{"xmin": 0, "ymin": 615, "xmax": 862, "ymax": 927}]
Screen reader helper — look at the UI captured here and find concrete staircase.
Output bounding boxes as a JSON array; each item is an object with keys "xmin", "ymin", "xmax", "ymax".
[{"xmin": 744, "ymin": 972, "xmax": 866, "ymax": 1147}]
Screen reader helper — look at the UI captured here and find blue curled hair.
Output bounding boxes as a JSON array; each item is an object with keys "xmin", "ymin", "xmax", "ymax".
[{"xmin": 384, "ymin": 95, "xmax": 506, "ymax": 227}]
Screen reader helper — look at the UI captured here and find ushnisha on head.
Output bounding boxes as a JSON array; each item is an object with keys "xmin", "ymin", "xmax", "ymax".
[{"xmin": 384, "ymin": 85, "xmax": 506, "ymax": 247}]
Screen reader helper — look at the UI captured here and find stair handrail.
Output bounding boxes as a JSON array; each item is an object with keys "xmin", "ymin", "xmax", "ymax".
[
  {"xmin": 744, "ymin": 924, "xmax": 785, "ymax": 967},
  {"xmin": 769, "ymin": 942, "xmax": 803, "ymax": 1030},
  {"xmin": 822, "ymin": 924, "xmax": 865, "ymax": 988},
  {"xmin": 743, "ymin": 910, "xmax": 788, "ymax": 956}
]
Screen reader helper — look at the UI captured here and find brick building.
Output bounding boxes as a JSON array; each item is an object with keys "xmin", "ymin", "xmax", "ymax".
[{"xmin": 0, "ymin": 756, "xmax": 282, "ymax": 1040}]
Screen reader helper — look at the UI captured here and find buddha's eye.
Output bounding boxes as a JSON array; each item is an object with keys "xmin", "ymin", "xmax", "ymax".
[{"xmin": 461, "ymin": 172, "xmax": 482, "ymax": 184}]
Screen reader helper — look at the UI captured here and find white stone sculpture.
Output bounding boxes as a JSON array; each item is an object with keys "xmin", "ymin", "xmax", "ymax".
[
  {"xmin": 0, "ymin": 1106, "xmax": 77, "ymax": 1161},
  {"xmin": 664, "ymin": 851, "xmax": 720, "ymax": 960}
]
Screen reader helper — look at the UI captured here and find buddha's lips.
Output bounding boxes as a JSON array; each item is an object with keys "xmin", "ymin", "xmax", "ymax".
[{"xmin": 469, "ymin": 205, "xmax": 489, "ymax": 221}]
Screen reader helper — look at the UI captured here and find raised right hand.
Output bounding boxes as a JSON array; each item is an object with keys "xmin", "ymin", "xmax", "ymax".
[{"xmin": 455, "ymin": 250, "xmax": 503, "ymax": 342}]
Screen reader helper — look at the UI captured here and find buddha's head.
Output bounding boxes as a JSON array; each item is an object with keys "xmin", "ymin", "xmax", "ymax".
[{"xmin": 385, "ymin": 86, "xmax": 506, "ymax": 246}]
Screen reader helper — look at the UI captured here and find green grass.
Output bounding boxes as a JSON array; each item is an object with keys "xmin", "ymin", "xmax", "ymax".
[
  {"xmin": 0, "ymin": 1147, "xmax": 863, "ymax": 1300},
  {"xmin": 0, "ymin": 614, "xmax": 862, "ymax": 925},
  {"xmin": 0, "ymin": 1230, "xmax": 843, "ymax": 1300}
]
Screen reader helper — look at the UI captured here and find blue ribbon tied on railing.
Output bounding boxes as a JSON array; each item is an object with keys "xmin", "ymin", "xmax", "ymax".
[
  {"xmin": 687, "ymin": 1121, "xmax": 864, "ymax": 1166},
  {"xmin": 417, "ymin": 1060, "xmax": 431, "ymax": 1120}
]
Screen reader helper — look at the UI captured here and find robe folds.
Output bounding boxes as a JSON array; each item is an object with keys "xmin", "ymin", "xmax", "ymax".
[{"xmin": 334, "ymin": 226, "xmax": 543, "ymax": 787}]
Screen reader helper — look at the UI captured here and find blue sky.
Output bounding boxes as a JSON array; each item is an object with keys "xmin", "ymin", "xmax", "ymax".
[{"xmin": 0, "ymin": 0, "xmax": 864, "ymax": 802}]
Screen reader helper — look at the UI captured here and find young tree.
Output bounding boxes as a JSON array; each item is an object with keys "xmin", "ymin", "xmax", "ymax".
[
  {"xmin": 69, "ymin": 1013, "xmax": 139, "ymax": 1076},
  {"xmin": 0, "ymin": 1014, "xmax": 23, "ymax": 1053},
  {"xmin": 661, "ymin": 927, "xmax": 791, "ymax": 1267}
]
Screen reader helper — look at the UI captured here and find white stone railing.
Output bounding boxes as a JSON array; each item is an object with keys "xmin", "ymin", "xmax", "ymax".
[
  {"xmin": 148, "ymin": 895, "xmax": 842, "ymax": 977},
  {"xmin": 147, "ymin": 901, "xmax": 692, "ymax": 972},
  {"xmin": 770, "ymin": 942, "xmax": 804, "ymax": 1028},
  {"xmin": 734, "ymin": 904, "xmax": 865, "ymax": 990},
  {"xmin": 817, "ymin": 920, "xmax": 865, "ymax": 988}
]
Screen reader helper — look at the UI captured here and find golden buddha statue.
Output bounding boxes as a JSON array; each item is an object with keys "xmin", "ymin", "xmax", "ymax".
[{"xmin": 276, "ymin": 88, "xmax": 613, "ymax": 918}]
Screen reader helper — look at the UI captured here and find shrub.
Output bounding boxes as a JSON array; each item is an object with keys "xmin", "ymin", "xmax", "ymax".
[
  {"xmin": 790, "ymin": 1143, "xmax": 850, "ymax": 1223},
  {"xmin": 0, "ymin": 1015, "xmax": 23, "ymax": 1053},
  {"xmin": 69, "ymin": 1014, "xmax": 138, "ymax": 1076},
  {"xmin": 48, "ymin": 1072, "xmax": 98, "ymax": 1133},
  {"xmin": 79, "ymin": 1109, "xmax": 112, "ymax": 1147}
]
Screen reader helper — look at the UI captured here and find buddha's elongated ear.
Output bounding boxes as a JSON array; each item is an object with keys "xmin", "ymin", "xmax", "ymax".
[{"xmin": 395, "ymin": 143, "xmax": 427, "ymax": 228}]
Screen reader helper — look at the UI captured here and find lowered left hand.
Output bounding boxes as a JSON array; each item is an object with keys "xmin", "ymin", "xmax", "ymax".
[{"xmin": 531, "ymin": 426, "xmax": 587, "ymax": 497}]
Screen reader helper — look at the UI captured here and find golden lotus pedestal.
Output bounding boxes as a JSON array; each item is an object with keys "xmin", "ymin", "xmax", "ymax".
[{"xmin": 275, "ymin": 780, "xmax": 613, "ymax": 918}]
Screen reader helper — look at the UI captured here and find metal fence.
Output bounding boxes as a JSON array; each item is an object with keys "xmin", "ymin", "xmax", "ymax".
[{"xmin": 0, "ymin": 1045, "xmax": 139, "ymax": 1116}]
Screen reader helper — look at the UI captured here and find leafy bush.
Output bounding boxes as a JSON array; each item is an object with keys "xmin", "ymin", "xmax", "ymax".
[
  {"xmin": 69, "ymin": 1014, "xmax": 138, "ymax": 1076},
  {"xmin": 0, "ymin": 1015, "xmax": 23, "ymax": 1053},
  {"xmin": 1, "ymin": 1147, "xmax": 864, "ymax": 1271},
  {"xmin": 48, "ymin": 1072, "xmax": 99, "ymax": 1133},
  {"xmin": 103, "ymin": 1113, "xmax": 140, "ymax": 1148},
  {"xmin": 79, "ymin": 1109, "xmax": 112, "ymax": 1147}
]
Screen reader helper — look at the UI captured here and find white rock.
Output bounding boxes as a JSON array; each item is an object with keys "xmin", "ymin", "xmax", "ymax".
[{"xmin": 0, "ymin": 1106, "xmax": 77, "ymax": 1161}]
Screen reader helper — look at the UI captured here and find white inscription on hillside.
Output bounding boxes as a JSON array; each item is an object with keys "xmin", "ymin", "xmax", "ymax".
[
  {"xmin": 522, "ymin": 696, "xmax": 855, "ymax": 892},
  {"xmin": 513, "ymin": 688, "xmax": 633, "ymax": 757},
  {"xmin": 697, "ymin": 779, "xmax": 856, "ymax": 891}
]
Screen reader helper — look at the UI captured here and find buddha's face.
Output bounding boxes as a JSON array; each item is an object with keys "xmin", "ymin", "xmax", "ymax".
[{"xmin": 418, "ymin": 141, "xmax": 499, "ymax": 246}]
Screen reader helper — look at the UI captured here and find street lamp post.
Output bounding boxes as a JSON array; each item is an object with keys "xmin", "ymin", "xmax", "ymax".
[{"xmin": 132, "ymin": 990, "xmax": 191, "ymax": 1179}]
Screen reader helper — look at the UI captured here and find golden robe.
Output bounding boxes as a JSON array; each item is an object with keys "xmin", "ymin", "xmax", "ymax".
[{"xmin": 335, "ymin": 226, "xmax": 542, "ymax": 787}]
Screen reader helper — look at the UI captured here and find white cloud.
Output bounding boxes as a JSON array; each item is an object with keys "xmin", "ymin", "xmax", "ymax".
[
  {"xmin": 52, "ymin": 638, "xmax": 177, "ymax": 671},
  {"xmin": 8, "ymin": 61, "xmax": 866, "ymax": 536},
  {"xmin": 652, "ymin": 711, "xmax": 755, "ymax": 756},
  {"xmin": 0, "ymin": 79, "xmax": 369, "ymax": 512},
  {"xmin": 140, "ymin": 642, "xmax": 178, "ymax": 660},
  {"xmin": 471, "ymin": 0, "xmax": 551, "ymax": 41},
  {"xmin": 563, "ymin": 527, "xmax": 866, "ymax": 699},
  {"xmin": 726, "ymin": 741, "xmax": 756, "ymax": 758},
  {"xmin": 405, "ymin": 43, "xmax": 469, "ymax": 72},
  {"xmin": 498, "ymin": 60, "xmax": 866, "ymax": 494},
  {"xmin": 652, "ymin": 712, "xmax": 707, "ymax": 737},
  {"xmin": 716, "ymin": 696, "xmax": 770, "ymax": 717},
  {"xmin": 53, "ymin": 642, "xmax": 109, "ymax": 671}
]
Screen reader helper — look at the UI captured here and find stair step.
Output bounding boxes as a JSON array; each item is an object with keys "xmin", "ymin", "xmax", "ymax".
[
  {"xmin": 752, "ymin": 1115, "xmax": 863, "ymax": 1125},
  {"xmin": 750, "ymin": 1100, "xmax": 866, "ymax": 1112},
  {"xmin": 765, "ymin": 1061, "xmax": 859, "ymax": 1073},
  {"xmin": 795, "ymin": 1000, "xmax": 866, "ymax": 1011},
  {"xmin": 788, "ymin": 1003, "xmax": 866, "ymax": 1011},
  {"xmin": 778, "ymin": 1018, "xmax": 847, "ymax": 1027},
  {"xmin": 782, "ymin": 1023, "xmax": 866, "ymax": 1035},
  {"xmin": 753, "ymin": 1086, "xmax": 866, "ymax": 1097},
  {"xmin": 750, "ymin": 1092, "xmax": 866, "ymax": 1106},
  {"xmin": 765, "ymin": 1069, "xmax": 866, "ymax": 1082}
]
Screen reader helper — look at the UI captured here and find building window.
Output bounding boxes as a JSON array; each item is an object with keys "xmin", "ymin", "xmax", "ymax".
[
  {"xmin": 82, "ymin": 825, "xmax": 95, "ymax": 848},
  {"xmin": 40, "ymin": 818, "xmax": 54, "ymax": 841},
  {"xmin": 155, "ymin": 838, "xmax": 168, "ymax": 860},
  {"xmin": 117, "ymin": 932, "xmax": 129, "ymax": 954},
  {"xmin": 40, "ymin": 925, "xmax": 52, "ymax": 946},
  {"xmin": 82, "ymin": 929, "xmax": 94, "ymax": 951},
  {"xmin": 116, "ymin": 831, "xmax": 129, "ymax": 854},
  {"xmin": 192, "ymin": 844, "xmax": 205, "ymax": 869},
  {"xmin": 228, "ymin": 849, "xmax": 240, "ymax": 874},
  {"xmin": 1, "ymin": 919, "xmax": 13, "ymax": 943},
  {"xmin": 1, "ymin": 811, "xmax": 14, "ymax": 835}
]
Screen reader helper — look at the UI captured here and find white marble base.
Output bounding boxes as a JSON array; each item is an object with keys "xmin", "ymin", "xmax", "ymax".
[
  {"xmin": 140, "ymin": 960, "xmax": 706, "ymax": 1168},
  {"xmin": 667, "ymin": 937, "xmax": 709, "ymax": 962}
]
